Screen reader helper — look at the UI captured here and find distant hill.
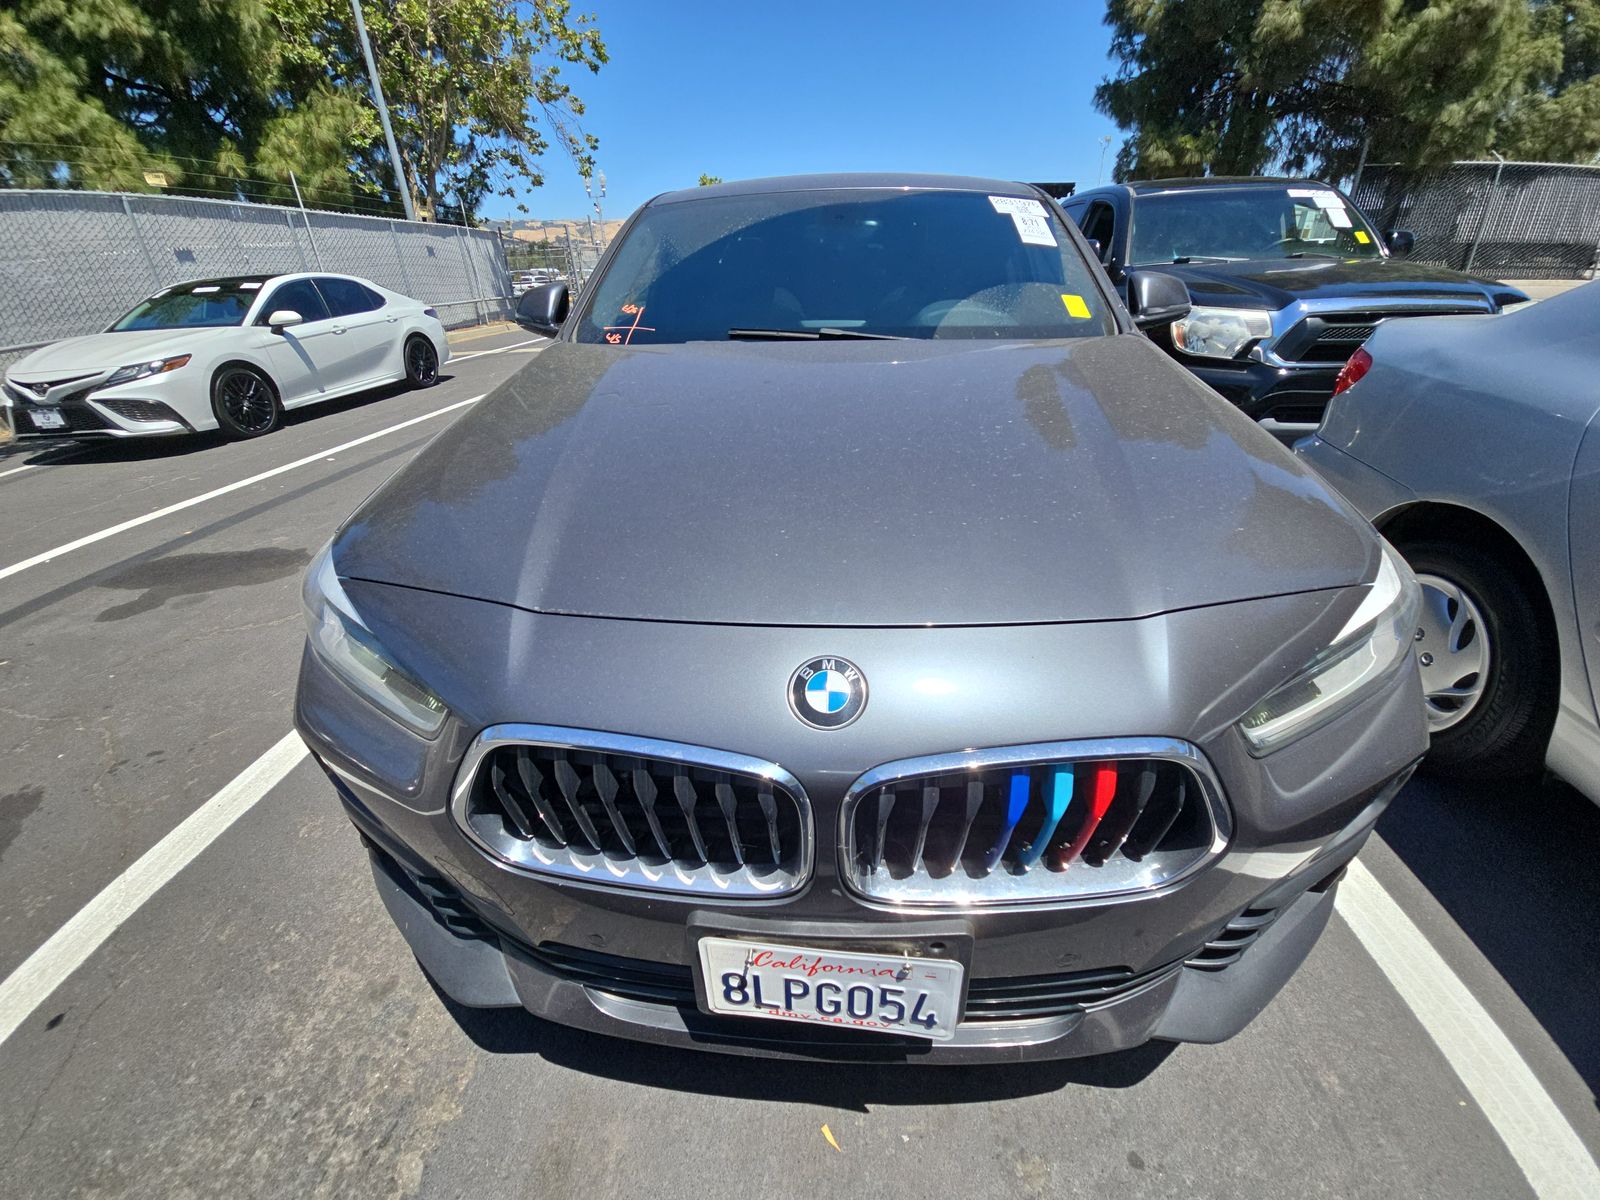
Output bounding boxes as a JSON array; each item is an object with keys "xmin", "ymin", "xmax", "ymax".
[{"xmin": 487, "ymin": 217, "xmax": 626, "ymax": 245}]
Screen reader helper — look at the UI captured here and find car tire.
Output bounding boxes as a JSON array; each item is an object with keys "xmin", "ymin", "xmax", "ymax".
[
  {"xmin": 404, "ymin": 335, "xmax": 439, "ymax": 388},
  {"xmin": 1397, "ymin": 538, "xmax": 1556, "ymax": 779},
  {"xmin": 210, "ymin": 365, "xmax": 282, "ymax": 439}
]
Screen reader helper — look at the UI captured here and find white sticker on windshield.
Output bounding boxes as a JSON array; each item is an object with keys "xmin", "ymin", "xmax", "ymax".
[
  {"xmin": 989, "ymin": 195, "xmax": 1047, "ymax": 216},
  {"xmin": 1326, "ymin": 207, "xmax": 1353, "ymax": 228},
  {"xmin": 1288, "ymin": 188, "xmax": 1319, "ymax": 197},
  {"xmin": 1010, "ymin": 211, "xmax": 1057, "ymax": 246},
  {"xmin": 1312, "ymin": 192, "xmax": 1343, "ymax": 209}
]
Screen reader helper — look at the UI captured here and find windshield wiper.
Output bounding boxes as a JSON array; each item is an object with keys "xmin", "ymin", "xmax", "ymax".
[
  {"xmin": 1168, "ymin": 255, "xmax": 1245, "ymax": 265},
  {"xmin": 727, "ymin": 327, "xmax": 908, "ymax": 341},
  {"xmin": 1282, "ymin": 252, "xmax": 1338, "ymax": 260}
]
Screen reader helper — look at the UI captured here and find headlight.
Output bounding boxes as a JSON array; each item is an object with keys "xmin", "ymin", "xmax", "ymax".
[
  {"xmin": 301, "ymin": 541, "xmax": 448, "ymax": 736},
  {"xmin": 1170, "ymin": 307, "xmax": 1272, "ymax": 359},
  {"xmin": 1238, "ymin": 540, "xmax": 1421, "ymax": 755},
  {"xmin": 105, "ymin": 354, "xmax": 191, "ymax": 387}
]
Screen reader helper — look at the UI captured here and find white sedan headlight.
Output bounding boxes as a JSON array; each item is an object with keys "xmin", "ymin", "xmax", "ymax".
[
  {"xmin": 104, "ymin": 354, "xmax": 191, "ymax": 387},
  {"xmin": 1238, "ymin": 540, "xmax": 1421, "ymax": 755},
  {"xmin": 1170, "ymin": 307, "xmax": 1272, "ymax": 359},
  {"xmin": 302, "ymin": 541, "xmax": 448, "ymax": 736}
]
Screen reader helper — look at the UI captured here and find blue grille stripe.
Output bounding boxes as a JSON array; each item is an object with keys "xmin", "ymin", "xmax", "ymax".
[
  {"xmin": 1017, "ymin": 765, "xmax": 1074, "ymax": 867},
  {"xmin": 982, "ymin": 770, "xmax": 1032, "ymax": 871}
]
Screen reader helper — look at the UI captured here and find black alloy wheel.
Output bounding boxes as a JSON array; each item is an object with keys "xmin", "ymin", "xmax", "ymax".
[
  {"xmin": 405, "ymin": 336, "xmax": 440, "ymax": 387},
  {"xmin": 211, "ymin": 366, "xmax": 281, "ymax": 439}
]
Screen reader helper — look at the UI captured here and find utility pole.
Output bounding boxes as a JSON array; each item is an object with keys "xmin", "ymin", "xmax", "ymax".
[
  {"xmin": 350, "ymin": 0, "xmax": 417, "ymax": 222},
  {"xmin": 1097, "ymin": 136, "xmax": 1113, "ymax": 186},
  {"xmin": 288, "ymin": 171, "xmax": 324, "ymax": 268},
  {"xmin": 584, "ymin": 170, "xmax": 606, "ymax": 250}
]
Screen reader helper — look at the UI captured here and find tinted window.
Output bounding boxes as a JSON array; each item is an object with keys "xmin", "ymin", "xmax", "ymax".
[
  {"xmin": 1081, "ymin": 203, "xmax": 1116, "ymax": 261},
  {"xmin": 318, "ymin": 277, "xmax": 384, "ymax": 316},
  {"xmin": 575, "ymin": 188, "xmax": 1116, "ymax": 344},
  {"xmin": 258, "ymin": 279, "xmax": 331, "ymax": 324},
  {"xmin": 109, "ymin": 280, "xmax": 260, "ymax": 330},
  {"xmin": 1130, "ymin": 186, "xmax": 1383, "ymax": 265}
]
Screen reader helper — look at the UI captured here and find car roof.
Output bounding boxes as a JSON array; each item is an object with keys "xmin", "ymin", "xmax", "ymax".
[
  {"xmin": 1128, "ymin": 176, "xmax": 1332, "ymax": 193},
  {"xmin": 152, "ymin": 275, "xmax": 275, "ymax": 293},
  {"xmin": 650, "ymin": 172, "xmax": 1044, "ymax": 206}
]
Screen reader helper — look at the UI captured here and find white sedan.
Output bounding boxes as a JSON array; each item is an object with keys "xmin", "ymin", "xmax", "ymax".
[{"xmin": 2, "ymin": 273, "xmax": 450, "ymax": 441}]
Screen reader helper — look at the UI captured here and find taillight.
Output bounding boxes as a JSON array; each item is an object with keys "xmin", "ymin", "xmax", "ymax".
[{"xmin": 1332, "ymin": 346, "xmax": 1372, "ymax": 396}]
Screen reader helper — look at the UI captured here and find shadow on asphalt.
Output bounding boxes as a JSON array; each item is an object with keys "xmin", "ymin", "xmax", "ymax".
[
  {"xmin": 0, "ymin": 376, "xmax": 461, "ymax": 467},
  {"xmin": 1378, "ymin": 769, "xmax": 1600, "ymax": 1104},
  {"xmin": 429, "ymin": 981, "xmax": 1175, "ymax": 1107}
]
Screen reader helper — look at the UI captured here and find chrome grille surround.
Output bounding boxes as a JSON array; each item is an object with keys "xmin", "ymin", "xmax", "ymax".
[
  {"xmin": 451, "ymin": 724, "xmax": 813, "ymax": 899},
  {"xmin": 839, "ymin": 738, "xmax": 1231, "ymax": 908}
]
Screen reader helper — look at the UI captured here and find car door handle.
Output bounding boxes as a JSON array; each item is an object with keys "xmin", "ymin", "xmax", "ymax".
[{"xmin": 332, "ymin": 326, "xmax": 347, "ymax": 335}]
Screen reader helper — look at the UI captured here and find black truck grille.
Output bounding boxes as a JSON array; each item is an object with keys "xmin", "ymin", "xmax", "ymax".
[
  {"xmin": 842, "ymin": 739, "xmax": 1227, "ymax": 905},
  {"xmin": 1276, "ymin": 306, "xmax": 1488, "ymax": 364},
  {"xmin": 455, "ymin": 726, "xmax": 811, "ymax": 898}
]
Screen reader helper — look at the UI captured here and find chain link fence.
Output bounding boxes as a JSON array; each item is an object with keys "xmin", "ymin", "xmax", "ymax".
[
  {"xmin": 1349, "ymin": 160, "xmax": 1600, "ymax": 279},
  {"xmin": 499, "ymin": 233, "xmax": 601, "ymax": 292},
  {"xmin": 0, "ymin": 189, "xmax": 513, "ymax": 371}
]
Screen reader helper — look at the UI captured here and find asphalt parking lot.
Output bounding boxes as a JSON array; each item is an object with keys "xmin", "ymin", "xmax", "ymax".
[{"xmin": 1, "ymin": 325, "xmax": 1597, "ymax": 1199}]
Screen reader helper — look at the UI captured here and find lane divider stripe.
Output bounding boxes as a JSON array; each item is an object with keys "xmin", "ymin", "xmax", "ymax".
[
  {"xmin": 0, "ymin": 393, "xmax": 485, "ymax": 583},
  {"xmin": 1338, "ymin": 859, "xmax": 1600, "ymax": 1199},
  {"xmin": 0, "ymin": 731, "xmax": 310, "ymax": 1047},
  {"xmin": 450, "ymin": 336, "xmax": 544, "ymax": 362}
]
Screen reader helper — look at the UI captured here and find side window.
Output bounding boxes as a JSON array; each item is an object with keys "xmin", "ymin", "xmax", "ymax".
[
  {"xmin": 258, "ymin": 279, "xmax": 331, "ymax": 324},
  {"xmin": 317, "ymin": 277, "xmax": 382, "ymax": 316},
  {"xmin": 1082, "ymin": 202, "xmax": 1117, "ymax": 263},
  {"xmin": 359, "ymin": 283, "xmax": 387, "ymax": 311}
]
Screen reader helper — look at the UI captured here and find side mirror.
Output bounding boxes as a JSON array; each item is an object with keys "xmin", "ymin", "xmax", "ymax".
[
  {"xmin": 1124, "ymin": 270, "xmax": 1191, "ymax": 330},
  {"xmin": 267, "ymin": 309, "xmax": 304, "ymax": 332},
  {"xmin": 515, "ymin": 281, "xmax": 569, "ymax": 336},
  {"xmin": 1086, "ymin": 238, "xmax": 1104, "ymax": 261},
  {"xmin": 1385, "ymin": 229, "xmax": 1415, "ymax": 257}
]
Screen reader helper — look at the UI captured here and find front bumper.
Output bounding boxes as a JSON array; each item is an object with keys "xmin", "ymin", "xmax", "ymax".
[
  {"xmin": 1174, "ymin": 355, "xmax": 1341, "ymax": 440},
  {"xmin": 294, "ymin": 579, "xmax": 1429, "ymax": 1063},
  {"xmin": 2, "ymin": 393, "xmax": 190, "ymax": 440}
]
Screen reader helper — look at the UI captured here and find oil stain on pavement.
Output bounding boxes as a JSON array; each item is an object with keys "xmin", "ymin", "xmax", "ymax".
[
  {"xmin": 0, "ymin": 785, "xmax": 44, "ymax": 862},
  {"xmin": 93, "ymin": 547, "xmax": 310, "ymax": 622}
]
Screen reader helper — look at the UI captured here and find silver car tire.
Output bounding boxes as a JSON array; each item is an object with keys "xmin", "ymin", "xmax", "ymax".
[{"xmin": 1399, "ymin": 539, "xmax": 1557, "ymax": 779}]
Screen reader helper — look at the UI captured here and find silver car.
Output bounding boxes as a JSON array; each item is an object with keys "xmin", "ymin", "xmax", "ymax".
[
  {"xmin": 297, "ymin": 174, "xmax": 1428, "ymax": 1061},
  {"xmin": 1297, "ymin": 282, "xmax": 1600, "ymax": 804}
]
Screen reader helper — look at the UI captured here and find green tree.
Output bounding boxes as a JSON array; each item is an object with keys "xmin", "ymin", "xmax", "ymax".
[
  {"xmin": 1500, "ymin": 0, "xmax": 1600, "ymax": 159},
  {"xmin": 698, "ymin": 173, "xmax": 723, "ymax": 185},
  {"xmin": 280, "ymin": 0, "xmax": 607, "ymax": 221},
  {"xmin": 0, "ymin": 0, "xmax": 608, "ymax": 221},
  {"xmin": 1096, "ymin": 0, "xmax": 1590, "ymax": 180}
]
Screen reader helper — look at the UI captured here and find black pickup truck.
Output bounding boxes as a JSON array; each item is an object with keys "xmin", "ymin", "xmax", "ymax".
[{"xmin": 1060, "ymin": 177, "xmax": 1527, "ymax": 438}]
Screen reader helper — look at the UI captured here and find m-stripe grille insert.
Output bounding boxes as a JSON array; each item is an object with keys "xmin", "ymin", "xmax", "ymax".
[
  {"xmin": 841, "ymin": 738, "xmax": 1229, "ymax": 905},
  {"xmin": 452, "ymin": 725, "xmax": 812, "ymax": 898}
]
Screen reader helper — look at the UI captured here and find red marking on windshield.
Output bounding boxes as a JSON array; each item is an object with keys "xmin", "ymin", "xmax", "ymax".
[{"xmin": 603, "ymin": 304, "xmax": 654, "ymax": 344}]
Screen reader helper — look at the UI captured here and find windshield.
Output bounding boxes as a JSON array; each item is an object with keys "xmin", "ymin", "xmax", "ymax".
[
  {"xmin": 1130, "ymin": 186, "xmax": 1384, "ymax": 265},
  {"xmin": 109, "ymin": 280, "xmax": 261, "ymax": 331},
  {"xmin": 574, "ymin": 188, "xmax": 1116, "ymax": 343}
]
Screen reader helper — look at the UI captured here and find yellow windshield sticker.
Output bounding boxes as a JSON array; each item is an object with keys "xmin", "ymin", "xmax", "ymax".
[
  {"xmin": 1353, "ymin": 230, "xmax": 1370, "ymax": 244},
  {"xmin": 1062, "ymin": 293, "xmax": 1092, "ymax": 319}
]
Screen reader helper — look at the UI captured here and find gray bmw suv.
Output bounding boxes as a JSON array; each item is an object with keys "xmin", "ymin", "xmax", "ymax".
[{"xmin": 295, "ymin": 174, "xmax": 1428, "ymax": 1062}]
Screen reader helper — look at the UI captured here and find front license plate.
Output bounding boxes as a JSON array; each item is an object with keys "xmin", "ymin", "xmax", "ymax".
[
  {"xmin": 30, "ymin": 408, "xmax": 66, "ymax": 429},
  {"xmin": 697, "ymin": 937, "xmax": 964, "ymax": 1041}
]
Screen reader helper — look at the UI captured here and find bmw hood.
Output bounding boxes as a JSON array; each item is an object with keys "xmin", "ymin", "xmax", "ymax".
[
  {"xmin": 1152, "ymin": 257, "xmax": 1524, "ymax": 312},
  {"xmin": 6, "ymin": 329, "xmax": 227, "ymax": 379},
  {"xmin": 333, "ymin": 336, "xmax": 1376, "ymax": 626}
]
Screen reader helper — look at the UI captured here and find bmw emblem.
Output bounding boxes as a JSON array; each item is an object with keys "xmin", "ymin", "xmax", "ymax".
[{"xmin": 788, "ymin": 656, "xmax": 868, "ymax": 729}]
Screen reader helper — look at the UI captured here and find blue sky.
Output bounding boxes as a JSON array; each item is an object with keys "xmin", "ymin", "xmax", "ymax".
[{"xmin": 490, "ymin": 1, "xmax": 1125, "ymax": 220}]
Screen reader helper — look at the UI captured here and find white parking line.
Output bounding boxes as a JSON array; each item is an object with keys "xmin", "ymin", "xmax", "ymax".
[
  {"xmin": 0, "ymin": 731, "xmax": 309, "ymax": 1047},
  {"xmin": 1338, "ymin": 859, "xmax": 1600, "ymax": 1199},
  {"xmin": 450, "ymin": 336, "xmax": 544, "ymax": 361},
  {"xmin": 0, "ymin": 394, "xmax": 485, "ymax": 583}
]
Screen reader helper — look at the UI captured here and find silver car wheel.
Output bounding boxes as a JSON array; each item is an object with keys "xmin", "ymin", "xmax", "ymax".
[{"xmin": 1413, "ymin": 572, "xmax": 1490, "ymax": 731}]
